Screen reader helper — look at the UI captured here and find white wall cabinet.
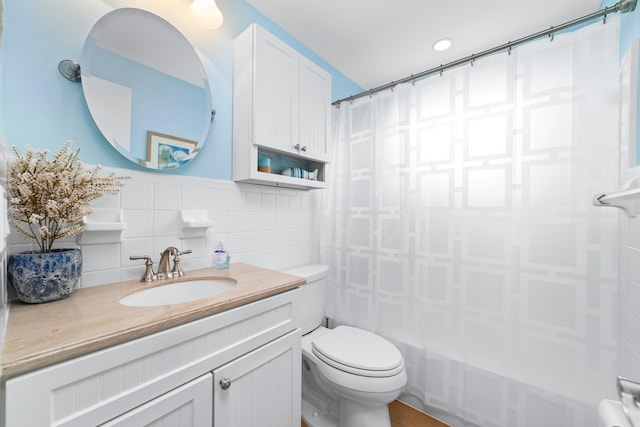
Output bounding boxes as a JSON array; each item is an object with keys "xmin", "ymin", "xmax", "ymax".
[
  {"xmin": 3, "ymin": 290, "xmax": 301, "ymax": 427},
  {"xmin": 233, "ymin": 23, "xmax": 331, "ymax": 190}
]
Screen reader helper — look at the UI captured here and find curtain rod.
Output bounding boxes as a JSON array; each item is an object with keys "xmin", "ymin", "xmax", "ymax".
[{"xmin": 332, "ymin": 0, "xmax": 638, "ymax": 106}]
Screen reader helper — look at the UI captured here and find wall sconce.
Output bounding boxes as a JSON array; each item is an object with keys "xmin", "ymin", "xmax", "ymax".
[{"xmin": 189, "ymin": 0, "xmax": 224, "ymax": 30}]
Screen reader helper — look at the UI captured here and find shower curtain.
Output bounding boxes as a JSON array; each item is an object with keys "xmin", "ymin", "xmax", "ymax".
[{"xmin": 321, "ymin": 17, "xmax": 620, "ymax": 427}]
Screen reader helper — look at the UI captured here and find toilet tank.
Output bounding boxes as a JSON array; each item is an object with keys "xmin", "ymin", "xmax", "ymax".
[{"xmin": 284, "ymin": 264, "xmax": 329, "ymax": 335}]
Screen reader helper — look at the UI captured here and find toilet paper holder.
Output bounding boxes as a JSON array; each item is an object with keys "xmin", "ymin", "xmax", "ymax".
[{"xmin": 618, "ymin": 376, "xmax": 640, "ymax": 427}]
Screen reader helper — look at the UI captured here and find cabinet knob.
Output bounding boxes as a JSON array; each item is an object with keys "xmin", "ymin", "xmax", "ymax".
[
  {"xmin": 220, "ymin": 378, "xmax": 232, "ymax": 390},
  {"xmin": 301, "ymin": 145, "xmax": 307, "ymax": 152},
  {"xmin": 294, "ymin": 144, "xmax": 301, "ymax": 151}
]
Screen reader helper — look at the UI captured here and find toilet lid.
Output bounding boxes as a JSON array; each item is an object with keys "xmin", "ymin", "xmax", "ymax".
[{"xmin": 311, "ymin": 326, "xmax": 404, "ymax": 378}]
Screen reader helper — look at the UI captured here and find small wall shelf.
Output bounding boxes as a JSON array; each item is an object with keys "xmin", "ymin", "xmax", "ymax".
[
  {"xmin": 180, "ymin": 210, "xmax": 214, "ymax": 239},
  {"xmin": 78, "ymin": 208, "xmax": 126, "ymax": 244},
  {"xmin": 593, "ymin": 182, "xmax": 640, "ymax": 217}
]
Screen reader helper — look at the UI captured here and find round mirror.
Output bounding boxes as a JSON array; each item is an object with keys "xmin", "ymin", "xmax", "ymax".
[{"xmin": 81, "ymin": 8, "xmax": 212, "ymax": 170}]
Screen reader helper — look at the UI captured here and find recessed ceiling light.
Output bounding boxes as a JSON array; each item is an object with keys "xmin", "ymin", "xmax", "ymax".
[{"xmin": 433, "ymin": 38, "xmax": 453, "ymax": 52}]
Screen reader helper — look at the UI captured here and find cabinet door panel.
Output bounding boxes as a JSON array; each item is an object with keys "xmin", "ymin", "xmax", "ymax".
[
  {"xmin": 214, "ymin": 330, "xmax": 301, "ymax": 427},
  {"xmin": 254, "ymin": 26, "xmax": 299, "ymax": 151},
  {"xmin": 100, "ymin": 373, "xmax": 213, "ymax": 427},
  {"xmin": 299, "ymin": 56, "xmax": 331, "ymax": 162}
]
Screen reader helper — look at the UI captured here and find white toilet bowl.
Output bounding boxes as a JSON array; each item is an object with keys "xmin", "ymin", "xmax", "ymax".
[
  {"xmin": 286, "ymin": 262, "xmax": 407, "ymax": 427},
  {"xmin": 302, "ymin": 326, "xmax": 407, "ymax": 427}
]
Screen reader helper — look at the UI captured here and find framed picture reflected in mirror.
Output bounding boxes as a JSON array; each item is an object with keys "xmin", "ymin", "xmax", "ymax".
[{"xmin": 146, "ymin": 131, "xmax": 198, "ymax": 170}]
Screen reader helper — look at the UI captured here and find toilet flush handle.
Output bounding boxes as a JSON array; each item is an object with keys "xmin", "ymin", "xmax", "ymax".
[{"xmin": 220, "ymin": 378, "xmax": 232, "ymax": 390}]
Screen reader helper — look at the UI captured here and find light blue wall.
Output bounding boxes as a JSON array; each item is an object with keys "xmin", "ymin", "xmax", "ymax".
[
  {"xmin": 609, "ymin": 0, "xmax": 640, "ymax": 58},
  {"xmin": 0, "ymin": 0, "xmax": 362, "ymax": 180}
]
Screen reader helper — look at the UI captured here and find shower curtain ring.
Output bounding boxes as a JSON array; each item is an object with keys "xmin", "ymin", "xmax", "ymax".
[
  {"xmin": 508, "ymin": 45, "xmax": 512, "ymax": 55},
  {"xmin": 439, "ymin": 66, "xmax": 444, "ymax": 77},
  {"xmin": 549, "ymin": 33, "xmax": 554, "ymax": 42},
  {"xmin": 603, "ymin": 14, "xmax": 607, "ymax": 24}
]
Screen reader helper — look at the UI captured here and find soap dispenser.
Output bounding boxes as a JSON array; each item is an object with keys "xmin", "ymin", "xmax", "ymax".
[{"xmin": 213, "ymin": 240, "xmax": 230, "ymax": 269}]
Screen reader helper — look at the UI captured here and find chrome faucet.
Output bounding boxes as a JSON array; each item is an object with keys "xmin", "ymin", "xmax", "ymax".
[{"xmin": 130, "ymin": 247, "xmax": 192, "ymax": 282}]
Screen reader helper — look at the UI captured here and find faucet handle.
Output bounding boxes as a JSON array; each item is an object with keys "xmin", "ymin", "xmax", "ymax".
[
  {"xmin": 171, "ymin": 249, "xmax": 192, "ymax": 277},
  {"xmin": 129, "ymin": 255, "xmax": 156, "ymax": 282}
]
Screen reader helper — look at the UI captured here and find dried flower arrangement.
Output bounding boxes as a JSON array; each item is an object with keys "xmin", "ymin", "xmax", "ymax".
[{"xmin": 7, "ymin": 140, "xmax": 127, "ymax": 253}]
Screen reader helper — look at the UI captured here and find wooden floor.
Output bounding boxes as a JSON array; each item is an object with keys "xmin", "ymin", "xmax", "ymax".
[{"xmin": 301, "ymin": 400, "xmax": 449, "ymax": 427}]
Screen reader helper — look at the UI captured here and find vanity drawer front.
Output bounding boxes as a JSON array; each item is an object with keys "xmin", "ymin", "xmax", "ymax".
[
  {"xmin": 4, "ymin": 289, "xmax": 299, "ymax": 427},
  {"xmin": 100, "ymin": 373, "xmax": 212, "ymax": 427}
]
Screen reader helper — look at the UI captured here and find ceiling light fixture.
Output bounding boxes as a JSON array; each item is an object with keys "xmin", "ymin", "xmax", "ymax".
[
  {"xmin": 189, "ymin": 0, "xmax": 224, "ymax": 30},
  {"xmin": 433, "ymin": 38, "xmax": 453, "ymax": 52}
]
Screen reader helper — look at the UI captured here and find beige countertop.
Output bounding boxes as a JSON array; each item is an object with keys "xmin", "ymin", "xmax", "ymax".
[{"xmin": 0, "ymin": 263, "xmax": 305, "ymax": 379}]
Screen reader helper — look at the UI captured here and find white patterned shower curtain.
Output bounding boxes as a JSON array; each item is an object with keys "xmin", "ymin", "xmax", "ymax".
[{"xmin": 321, "ymin": 17, "xmax": 620, "ymax": 427}]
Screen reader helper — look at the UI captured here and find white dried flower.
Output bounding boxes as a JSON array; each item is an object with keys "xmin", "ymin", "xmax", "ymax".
[
  {"xmin": 8, "ymin": 140, "xmax": 128, "ymax": 253},
  {"xmin": 28, "ymin": 214, "xmax": 42, "ymax": 224}
]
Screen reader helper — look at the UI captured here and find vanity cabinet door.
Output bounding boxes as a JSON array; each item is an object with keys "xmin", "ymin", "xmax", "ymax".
[
  {"xmin": 213, "ymin": 329, "xmax": 301, "ymax": 427},
  {"xmin": 100, "ymin": 373, "xmax": 213, "ymax": 427}
]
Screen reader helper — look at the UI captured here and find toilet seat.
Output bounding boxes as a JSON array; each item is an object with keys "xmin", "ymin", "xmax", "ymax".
[
  {"xmin": 311, "ymin": 326, "xmax": 404, "ymax": 378},
  {"xmin": 303, "ymin": 326, "xmax": 407, "ymax": 395}
]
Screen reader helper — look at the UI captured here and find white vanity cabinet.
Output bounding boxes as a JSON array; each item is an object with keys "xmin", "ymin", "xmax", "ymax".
[
  {"xmin": 233, "ymin": 23, "xmax": 331, "ymax": 190},
  {"xmin": 3, "ymin": 290, "xmax": 301, "ymax": 427}
]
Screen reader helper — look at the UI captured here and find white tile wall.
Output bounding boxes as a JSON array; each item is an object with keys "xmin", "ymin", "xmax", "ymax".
[
  {"xmin": 618, "ymin": 215, "xmax": 640, "ymax": 381},
  {"xmin": 6, "ymin": 167, "xmax": 321, "ymax": 292},
  {"xmin": 616, "ymin": 38, "xmax": 640, "ymax": 388}
]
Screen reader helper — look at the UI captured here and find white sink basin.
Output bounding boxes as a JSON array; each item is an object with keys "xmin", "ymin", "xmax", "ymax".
[{"xmin": 120, "ymin": 279, "xmax": 236, "ymax": 307}]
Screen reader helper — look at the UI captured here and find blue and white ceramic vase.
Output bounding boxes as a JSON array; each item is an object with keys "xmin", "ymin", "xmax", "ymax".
[{"xmin": 7, "ymin": 249, "xmax": 82, "ymax": 304}]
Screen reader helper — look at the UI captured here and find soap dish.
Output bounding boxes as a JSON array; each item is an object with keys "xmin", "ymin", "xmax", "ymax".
[
  {"xmin": 77, "ymin": 208, "xmax": 126, "ymax": 244},
  {"xmin": 180, "ymin": 210, "xmax": 215, "ymax": 239}
]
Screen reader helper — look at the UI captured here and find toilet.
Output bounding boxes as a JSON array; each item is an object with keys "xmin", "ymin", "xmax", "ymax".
[{"xmin": 285, "ymin": 264, "xmax": 407, "ymax": 427}]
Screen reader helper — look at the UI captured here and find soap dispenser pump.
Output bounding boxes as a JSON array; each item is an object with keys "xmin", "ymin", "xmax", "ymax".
[{"xmin": 213, "ymin": 240, "xmax": 230, "ymax": 269}]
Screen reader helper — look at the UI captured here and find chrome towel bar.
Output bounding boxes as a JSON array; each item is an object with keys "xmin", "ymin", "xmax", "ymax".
[{"xmin": 593, "ymin": 184, "xmax": 640, "ymax": 217}]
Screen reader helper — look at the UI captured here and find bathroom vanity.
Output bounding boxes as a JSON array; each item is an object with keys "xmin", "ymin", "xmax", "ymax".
[{"xmin": 0, "ymin": 263, "xmax": 304, "ymax": 427}]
